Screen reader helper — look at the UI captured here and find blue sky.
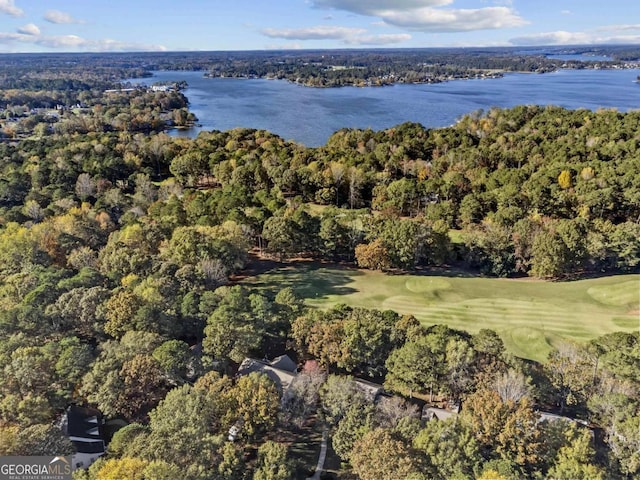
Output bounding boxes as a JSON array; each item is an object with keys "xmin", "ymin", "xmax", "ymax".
[{"xmin": 0, "ymin": 0, "xmax": 639, "ymax": 52}]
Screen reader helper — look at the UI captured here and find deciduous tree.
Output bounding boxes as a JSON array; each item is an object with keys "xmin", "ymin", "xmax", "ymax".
[
  {"xmin": 355, "ymin": 238, "xmax": 391, "ymax": 271},
  {"xmin": 351, "ymin": 429, "xmax": 425, "ymax": 480},
  {"xmin": 413, "ymin": 418, "xmax": 481, "ymax": 480},
  {"xmin": 252, "ymin": 441, "xmax": 293, "ymax": 480}
]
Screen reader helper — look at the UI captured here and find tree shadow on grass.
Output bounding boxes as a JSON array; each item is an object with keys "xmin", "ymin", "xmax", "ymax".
[
  {"xmin": 240, "ymin": 260, "xmax": 361, "ymax": 300},
  {"xmin": 273, "ymin": 417, "xmax": 323, "ymax": 479},
  {"xmin": 410, "ymin": 264, "xmax": 485, "ymax": 279}
]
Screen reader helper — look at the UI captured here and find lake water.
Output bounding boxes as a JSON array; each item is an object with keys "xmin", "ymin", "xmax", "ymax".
[{"xmin": 128, "ymin": 68, "xmax": 640, "ymax": 147}]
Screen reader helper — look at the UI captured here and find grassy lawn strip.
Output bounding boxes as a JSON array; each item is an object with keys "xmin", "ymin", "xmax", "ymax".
[{"xmin": 243, "ymin": 263, "xmax": 640, "ymax": 363}]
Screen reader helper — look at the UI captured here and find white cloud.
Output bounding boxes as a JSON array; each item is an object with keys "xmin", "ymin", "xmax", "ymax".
[
  {"xmin": 38, "ymin": 34, "xmax": 86, "ymax": 48},
  {"xmin": 345, "ymin": 33, "xmax": 412, "ymax": 45},
  {"xmin": 561, "ymin": 10, "xmax": 571, "ymax": 15},
  {"xmin": 312, "ymin": 0, "xmax": 525, "ymax": 33},
  {"xmin": 379, "ymin": 6, "xmax": 527, "ymax": 32},
  {"xmin": 510, "ymin": 23, "xmax": 640, "ymax": 46},
  {"xmin": 17, "ymin": 23, "xmax": 40, "ymax": 36},
  {"xmin": 0, "ymin": 0, "xmax": 23, "ymax": 17},
  {"xmin": 602, "ymin": 35, "xmax": 640, "ymax": 44},
  {"xmin": 595, "ymin": 24, "xmax": 640, "ymax": 32},
  {"xmin": 264, "ymin": 42, "xmax": 304, "ymax": 50},
  {"xmin": 509, "ymin": 30, "xmax": 640, "ymax": 46},
  {"xmin": 261, "ymin": 25, "xmax": 411, "ymax": 46},
  {"xmin": 0, "ymin": 32, "xmax": 26, "ymax": 42},
  {"xmin": 510, "ymin": 31, "xmax": 590, "ymax": 46},
  {"xmin": 261, "ymin": 25, "xmax": 366, "ymax": 40},
  {"xmin": 313, "ymin": 0, "xmax": 452, "ymax": 16},
  {"xmin": 44, "ymin": 10, "xmax": 83, "ymax": 24},
  {"xmin": 0, "ymin": 30, "xmax": 167, "ymax": 51}
]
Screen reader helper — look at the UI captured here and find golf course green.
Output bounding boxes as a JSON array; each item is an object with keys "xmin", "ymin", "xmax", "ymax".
[{"xmin": 243, "ymin": 263, "xmax": 640, "ymax": 362}]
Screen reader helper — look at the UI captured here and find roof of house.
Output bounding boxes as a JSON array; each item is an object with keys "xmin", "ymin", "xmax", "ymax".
[
  {"xmin": 422, "ymin": 407, "xmax": 456, "ymax": 422},
  {"xmin": 63, "ymin": 406, "xmax": 102, "ymax": 439},
  {"xmin": 61, "ymin": 406, "xmax": 106, "ymax": 454},
  {"xmin": 354, "ymin": 378, "xmax": 384, "ymax": 402},
  {"xmin": 269, "ymin": 354, "xmax": 297, "ymax": 373},
  {"xmin": 238, "ymin": 357, "xmax": 297, "ymax": 393},
  {"xmin": 538, "ymin": 411, "xmax": 589, "ymax": 426},
  {"xmin": 74, "ymin": 440, "xmax": 106, "ymax": 454}
]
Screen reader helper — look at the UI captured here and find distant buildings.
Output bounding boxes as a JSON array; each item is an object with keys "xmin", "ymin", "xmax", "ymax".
[{"xmin": 150, "ymin": 85, "xmax": 172, "ymax": 92}]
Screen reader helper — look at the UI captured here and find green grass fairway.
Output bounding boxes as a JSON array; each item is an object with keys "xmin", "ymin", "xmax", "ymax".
[{"xmin": 243, "ymin": 263, "xmax": 640, "ymax": 362}]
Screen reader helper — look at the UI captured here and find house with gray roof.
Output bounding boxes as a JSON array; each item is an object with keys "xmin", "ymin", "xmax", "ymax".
[{"xmin": 237, "ymin": 354, "xmax": 298, "ymax": 394}]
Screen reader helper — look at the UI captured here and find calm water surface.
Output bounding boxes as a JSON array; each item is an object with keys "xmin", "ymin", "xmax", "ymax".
[{"xmin": 129, "ymin": 68, "xmax": 640, "ymax": 147}]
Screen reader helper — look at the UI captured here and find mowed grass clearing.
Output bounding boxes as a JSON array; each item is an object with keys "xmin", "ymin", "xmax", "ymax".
[{"xmin": 243, "ymin": 263, "xmax": 640, "ymax": 363}]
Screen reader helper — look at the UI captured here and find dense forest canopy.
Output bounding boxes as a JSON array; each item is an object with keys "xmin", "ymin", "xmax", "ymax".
[
  {"xmin": 0, "ymin": 53, "xmax": 639, "ymax": 479},
  {"xmin": 2, "ymin": 105, "xmax": 639, "ymax": 277}
]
